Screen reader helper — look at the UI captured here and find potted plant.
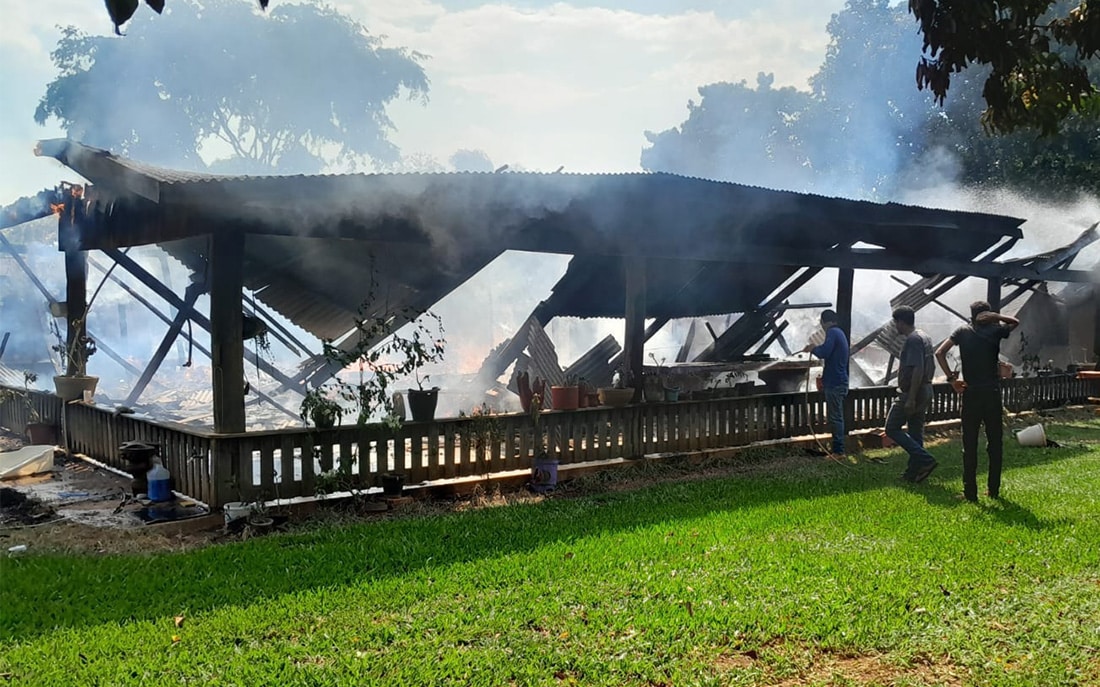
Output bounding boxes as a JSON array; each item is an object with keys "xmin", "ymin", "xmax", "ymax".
[
  {"xmin": 528, "ymin": 394, "xmax": 558, "ymax": 493},
  {"xmin": 299, "ymin": 265, "xmax": 446, "ymax": 430},
  {"xmin": 246, "ymin": 497, "xmax": 275, "ymax": 534},
  {"xmin": 407, "ymin": 370, "xmax": 440, "ymax": 423},
  {"xmin": 50, "ymin": 318, "xmax": 98, "ymax": 402},
  {"xmin": 517, "ymin": 371, "xmax": 546, "ymax": 413},
  {"xmin": 463, "ymin": 402, "xmax": 502, "ymax": 474},
  {"xmin": 649, "ymin": 354, "xmax": 681, "ymax": 401},
  {"xmin": 598, "ymin": 365, "xmax": 634, "ymax": 407},
  {"xmin": 550, "ymin": 374, "xmax": 580, "ymax": 411},
  {"xmin": 299, "ymin": 388, "xmax": 344, "ymax": 429}
]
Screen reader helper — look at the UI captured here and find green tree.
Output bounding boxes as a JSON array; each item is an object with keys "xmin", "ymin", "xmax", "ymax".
[
  {"xmin": 643, "ymin": 0, "xmax": 1100, "ymax": 199},
  {"xmin": 910, "ymin": 0, "xmax": 1100, "ymax": 134},
  {"xmin": 39, "ymin": 0, "xmax": 428, "ymax": 174},
  {"xmin": 641, "ymin": 73, "xmax": 818, "ymax": 192}
]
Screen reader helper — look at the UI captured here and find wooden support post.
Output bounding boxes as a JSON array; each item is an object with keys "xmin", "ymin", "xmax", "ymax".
[
  {"xmin": 61, "ymin": 201, "xmax": 88, "ymax": 376},
  {"xmin": 623, "ymin": 256, "xmax": 646, "ymax": 403},
  {"xmin": 210, "ymin": 231, "xmax": 246, "ymax": 434},
  {"xmin": 836, "ymin": 268, "xmax": 854, "ymax": 345},
  {"xmin": 987, "ymin": 278, "xmax": 1001, "ymax": 313},
  {"xmin": 1093, "ymin": 285, "xmax": 1100, "ymax": 363}
]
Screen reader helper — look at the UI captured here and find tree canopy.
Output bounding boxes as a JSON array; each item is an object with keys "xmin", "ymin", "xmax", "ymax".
[
  {"xmin": 41, "ymin": 0, "xmax": 428, "ymax": 174},
  {"xmin": 642, "ymin": 0, "xmax": 1100, "ymax": 200},
  {"xmin": 910, "ymin": 0, "xmax": 1100, "ymax": 134}
]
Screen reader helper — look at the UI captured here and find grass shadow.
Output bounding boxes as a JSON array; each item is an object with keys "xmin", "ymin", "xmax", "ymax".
[{"xmin": 1, "ymin": 414, "xmax": 1097, "ymax": 641}]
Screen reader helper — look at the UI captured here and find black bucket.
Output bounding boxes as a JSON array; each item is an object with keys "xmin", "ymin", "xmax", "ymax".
[{"xmin": 120, "ymin": 440, "xmax": 159, "ymax": 495}]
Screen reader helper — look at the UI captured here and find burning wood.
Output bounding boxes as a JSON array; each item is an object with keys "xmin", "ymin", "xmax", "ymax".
[{"xmin": 0, "ymin": 188, "xmax": 64, "ymax": 231}]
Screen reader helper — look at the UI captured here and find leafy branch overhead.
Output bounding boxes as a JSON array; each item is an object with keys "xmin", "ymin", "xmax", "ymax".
[
  {"xmin": 105, "ymin": 0, "xmax": 270, "ymax": 33},
  {"xmin": 909, "ymin": 0, "xmax": 1100, "ymax": 134}
]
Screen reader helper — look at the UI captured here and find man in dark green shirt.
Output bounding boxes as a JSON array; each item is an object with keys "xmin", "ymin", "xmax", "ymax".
[{"xmin": 935, "ymin": 300, "xmax": 1019, "ymax": 502}]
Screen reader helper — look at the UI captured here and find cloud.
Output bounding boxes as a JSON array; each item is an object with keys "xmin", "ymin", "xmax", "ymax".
[
  {"xmin": 0, "ymin": 0, "xmax": 844, "ymax": 202},
  {"xmin": 336, "ymin": 0, "xmax": 842, "ymax": 172}
]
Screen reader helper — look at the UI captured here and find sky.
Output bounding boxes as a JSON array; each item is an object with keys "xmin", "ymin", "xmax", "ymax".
[{"xmin": 0, "ymin": 0, "xmax": 847, "ymax": 202}]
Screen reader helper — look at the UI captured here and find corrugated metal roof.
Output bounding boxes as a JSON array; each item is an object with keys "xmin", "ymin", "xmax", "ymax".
[{"xmin": 36, "ymin": 139, "xmax": 1028, "ymax": 350}]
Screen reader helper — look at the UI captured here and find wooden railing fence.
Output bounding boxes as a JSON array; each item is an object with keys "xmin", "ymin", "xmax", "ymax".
[{"xmin": 1, "ymin": 374, "xmax": 1094, "ymax": 507}]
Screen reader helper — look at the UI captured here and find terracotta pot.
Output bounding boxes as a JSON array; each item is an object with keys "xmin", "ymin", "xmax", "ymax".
[
  {"xmin": 597, "ymin": 387, "xmax": 634, "ymax": 407},
  {"xmin": 550, "ymin": 386, "xmax": 579, "ymax": 411}
]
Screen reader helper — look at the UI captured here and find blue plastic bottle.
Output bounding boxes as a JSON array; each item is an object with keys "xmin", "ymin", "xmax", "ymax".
[{"xmin": 146, "ymin": 458, "xmax": 172, "ymax": 502}]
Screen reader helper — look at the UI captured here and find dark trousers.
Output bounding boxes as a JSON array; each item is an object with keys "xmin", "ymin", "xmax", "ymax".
[
  {"xmin": 961, "ymin": 387, "xmax": 1004, "ymax": 499},
  {"xmin": 824, "ymin": 387, "xmax": 847, "ymax": 455}
]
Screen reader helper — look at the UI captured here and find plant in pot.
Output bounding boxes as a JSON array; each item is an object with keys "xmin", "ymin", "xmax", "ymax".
[
  {"xmin": 649, "ymin": 354, "xmax": 681, "ymax": 402},
  {"xmin": 516, "ymin": 371, "xmax": 547, "ymax": 413},
  {"xmin": 598, "ymin": 364, "xmax": 634, "ymax": 407},
  {"xmin": 550, "ymin": 374, "xmax": 580, "ymax": 411},
  {"xmin": 49, "ymin": 318, "xmax": 99, "ymax": 402},
  {"xmin": 246, "ymin": 493, "xmax": 275, "ymax": 534},
  {"xmin": 527, "ymin": 394, "xmax": 558, "ymax": 493},
  {"xmin": 462, "ymin": 402, "xmax": 502, "ymax": 475},
  {"xmin": 407, "ymin": 369, "xmax": 441, "ymax": 423},
  {"xmin": 299, "ymin": 387, "xmax": 344, "ymax": 429},
  {"xmin": 303, "ymin": 268, "xmax": 446, "ymax": 431}
]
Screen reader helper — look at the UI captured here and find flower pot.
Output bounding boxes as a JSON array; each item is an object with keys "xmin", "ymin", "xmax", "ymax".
[
  {"xmin": 25, "ymin": 423, "xmax": 59, "ymax": 446},
  {"xmin": 311, "ymin": 407, "xmax": 338, "ymax": 429},
  {"xmin": 223, "ymin": 502, "xmax": 252, "ymax": 525},
  {"xmin": 407, "ymin": 388, "xmax": 439, "ymax": 422},
  {"xmin": 586, "ymin": 392, "xmax": 600, "ymax": 407},
  {"xmin": 549, "ymin": 385, "xmax": 579, "ymax": 411},
  {"xmin": 53, "ymin": 375, "xmax": 98, "ymax": 402},
  {"xmin": 247, "ymin": 514, "xmax": 275, "ymax": 534},
  {"xmin": 642, "ymin": 376, "xmax": 663, "ymax": 403},
  {"xmin": 999, "ymin": 362, "xmax": 1014, "ymax": 379},
  {"xmin": 597, "ymin": 387, "xmax": 634, "ymax": 407},
  {"xmin": 530, "ymin": 452, "xmax": 558, "ymax": 494},
  {"xmin": 1016, "ymin": 423, "xmax": 1047, "ymax": 447},
  {"xmin": 663, "ymin": 387, "xmax": 681, "ymax": 402},
  {"xmin": 380, "ymin": 472, "xmax": 405, "ymax": 496}
]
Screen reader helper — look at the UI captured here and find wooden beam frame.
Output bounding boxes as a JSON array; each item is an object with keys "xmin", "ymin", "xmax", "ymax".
[
  {"xmin": 210, "ymin": 231, "xmax": 246, "ymax": 433},
  {"xmin": 623, "ymin": 256, "xmax": 646, "ymax": 402}
]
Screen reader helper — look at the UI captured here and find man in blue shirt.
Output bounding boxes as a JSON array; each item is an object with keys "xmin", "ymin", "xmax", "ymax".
[{"xmin": 803, "ymin": 309, "xmax": 850, "ymax": 460}]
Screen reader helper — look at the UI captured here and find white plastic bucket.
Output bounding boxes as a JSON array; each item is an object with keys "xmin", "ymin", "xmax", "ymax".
[
  {"xmin": 1016, "ymin": 423, "xmax": 1046, "ymax": 447},
  {"xmin": 223, "ymin": 502, "xmax": 252, "ymax": 524}
]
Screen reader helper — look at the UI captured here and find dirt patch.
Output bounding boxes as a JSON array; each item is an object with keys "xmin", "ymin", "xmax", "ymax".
[
  {"xmin": 1, "ymin": 519, "xmax": 229, "ymax": 555},
  {"xmin": 715, "ymin": 644, "xmax": 966, "ymax": 686}
]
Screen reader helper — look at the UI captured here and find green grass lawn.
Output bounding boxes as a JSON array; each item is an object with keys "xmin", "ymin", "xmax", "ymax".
[{"xmin": 2, "ymin": 414, "xmax": 1099, "ymax": 686}]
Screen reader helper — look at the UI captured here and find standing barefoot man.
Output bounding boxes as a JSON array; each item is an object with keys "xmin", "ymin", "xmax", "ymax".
[{"xmin": 935, "ymin": 301, "xmax": 1019, "ymax": 502}]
